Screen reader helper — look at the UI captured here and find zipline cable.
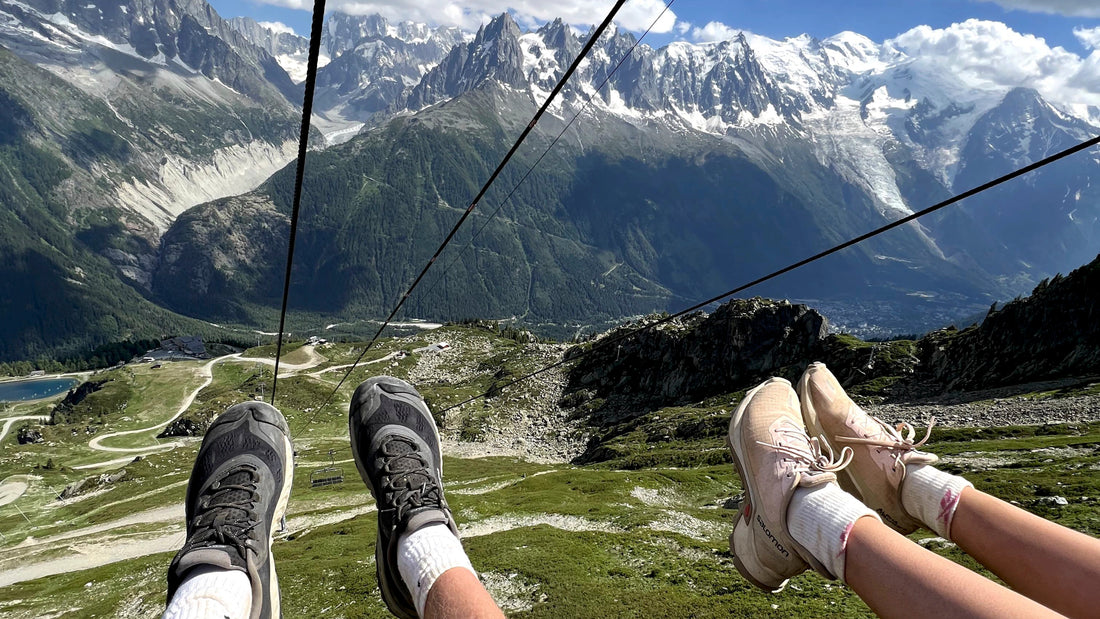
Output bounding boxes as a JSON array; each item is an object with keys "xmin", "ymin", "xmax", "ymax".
[
  {"xmin": 270, "ymin": 0, "xmax": 327, "ymax": 404},
  {"xmin": 309, "ymin": 0, "xmax": 632, "ymax": 420},
  {"xmin": 438, "ymin": 134, "xmax": 1100, "ymax": 414},
  {"xmin": 411, "ymin": 0, "xmax": 676, "ymax": 312}
]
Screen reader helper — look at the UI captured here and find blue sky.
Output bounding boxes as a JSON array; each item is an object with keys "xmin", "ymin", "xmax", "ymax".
[{"xmin": 208, "ymin": 0, "xmax": 1100, "ymax": 55}]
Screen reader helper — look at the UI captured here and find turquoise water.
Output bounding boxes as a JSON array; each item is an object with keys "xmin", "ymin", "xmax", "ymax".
[{"xmin": 0, "ymin": 377, "xmax": 79, "ymax": 402}]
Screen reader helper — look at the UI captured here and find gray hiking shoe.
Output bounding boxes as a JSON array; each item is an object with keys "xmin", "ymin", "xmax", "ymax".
[
  {"xmin": 167, "ymin": 401, "xmax": 294, "ymax": 619},
  {"xmin": 349, "ymin": 376, "xmax": 460, "ymax": 619}
]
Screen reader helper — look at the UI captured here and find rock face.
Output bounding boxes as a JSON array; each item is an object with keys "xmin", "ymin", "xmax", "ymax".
[
  {"xmin": 17, "ymin": 427, "xmax": 44, "ymax": 444},
  {"xmin": 566, "ymin": 254, "xmax": 1100, "ymax": 412},
  {"xmin": 315, "ymin": 13, "xmax": 462, "ymax": 119},
  {"xmin": 919, "ymin": 254, "xmax": 1100, "ymax": 391},
  {"xmin": 7, "ymin": 0, "xmax": 300, "ymax": 104},
  {"xmin": 566, "ymin": 298, "xmax": 828, "ymax": 411},
  {"xmin": 404, "ymin": 13, "xmax": 525, "ymax": 110},
  {"xmin": 158, "ymin": 416, "xmax": 206, "ymax": 437},
  {"xmin": 51, "ymin": 379, "xmax": 106, "ymax": 424}
]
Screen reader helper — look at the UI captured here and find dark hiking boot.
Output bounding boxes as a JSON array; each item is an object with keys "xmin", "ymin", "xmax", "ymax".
[
  {"xmin": 167, "ymin": 401, "xmax": 294, "ymax": 619},
  {"xmin": 349, "ymin": 376, "xmax": 460, "ymax": 619}
]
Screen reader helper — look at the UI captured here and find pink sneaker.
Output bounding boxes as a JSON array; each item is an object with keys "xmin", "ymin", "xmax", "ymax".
[
  {"xmin": 798, "ymin": 362, "xmax": 937, "ymax": 534},
  {"xmin": 727, "ymin": 377, "xmax": 853, "ymax": 592}
]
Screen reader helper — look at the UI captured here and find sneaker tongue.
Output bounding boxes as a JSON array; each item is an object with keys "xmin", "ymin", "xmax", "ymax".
[{"xmin": 383, "ymin": 438, "xmax": 438, "ymax": 500}]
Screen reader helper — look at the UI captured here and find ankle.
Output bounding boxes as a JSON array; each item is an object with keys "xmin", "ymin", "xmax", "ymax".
[
  {"xmin": 397, "ymin": 523, "xmax": 477, "ymax": 616},
  {"xmin": 787, "ymin": 483, "xmax": 879, "ymax": 582},
  {"xmin": 901, "ymin": 464, "xmax": 973, "ymax": 539},
  {"xmin": 164, "ymin": 566, "xmax": 252, "ymax": 619}
]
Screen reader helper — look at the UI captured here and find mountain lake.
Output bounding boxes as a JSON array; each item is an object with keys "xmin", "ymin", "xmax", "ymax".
[{"xmin": 0, "ymin": 377, "xmax": 79, "ymax": 402}]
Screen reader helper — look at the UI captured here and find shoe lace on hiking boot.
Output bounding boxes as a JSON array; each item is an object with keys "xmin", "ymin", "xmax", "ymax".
[
  {"xmin": 379, "ymin": 435, "xmax": 443, "ymax": 521},
  {"xmin": 189, "ymin": 464, "xmax": 262, "ymax": 557},
  {"xmin": 835, "ymin": 416, "xmax": 936, "ymax": 471},
  {"xmin": 759, "ymin": 424, "xmax": 854, "ymax": 478}
]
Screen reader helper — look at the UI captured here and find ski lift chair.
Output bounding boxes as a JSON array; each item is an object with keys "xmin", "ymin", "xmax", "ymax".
[{"xmin": 310, "ymin": 449, "xmax": 345, "ymax": 488}]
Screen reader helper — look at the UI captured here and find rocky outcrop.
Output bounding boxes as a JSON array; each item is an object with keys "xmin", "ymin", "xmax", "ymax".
[
  {"xmin": 59, "ymin": 469, "xmax": 127, "ymax": 500},
  {"xmin": 51, "ymin": 379, "xmax": 106, "ymax": 425},
  {"xmin": 157, "ymin": 416, "xmax": 207, "ymax": 438},
  {"xmin": 17, "ymin": 426, "xmax": 44, "ymax": 444},
  {"xmin": 565, "ymin": 298, "xmax": 828, "ymax": 414},
  {"xmin": 566, "ymin": 254, "xmax": 1100, "ymax": 414},
  {"xmin": 918, "ymin": 254, "xmax": 1100, "ymax": 391}
]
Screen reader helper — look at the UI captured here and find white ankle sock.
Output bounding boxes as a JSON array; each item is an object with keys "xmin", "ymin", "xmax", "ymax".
[
  {"xmin": 397, "ymin": 523, "xmax": 477, "ymax": 617},
  {"xmin": 787, "ymin": 482, "xmax": 879, "ymax": 583},
  {"xmin": 163, "ymin": 566, "xmax": 252, "ymax": 619},
  {"xmin": 901, "ymin": 464, "xmax": 973, "ymax": 539}
]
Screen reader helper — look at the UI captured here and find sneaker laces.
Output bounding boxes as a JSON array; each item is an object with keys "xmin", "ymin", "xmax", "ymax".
[
  {"xmin": 380, "ymin": 436, "xmax": 443, "ymax": 521},
  {"xmin": 758, "ymin": 424, "xmax": 854, "ymax": 477},
  {"xmin": 188, "ymin": 465, "xmax": 261, "ymax": 558},
  {"xmin": 835, "ymin": 414, "xmax": 936, "ymax": 471}
]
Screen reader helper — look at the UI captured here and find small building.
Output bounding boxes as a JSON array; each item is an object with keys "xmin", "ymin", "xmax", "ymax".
[
  {"xmin": 28, "ymin": 370, "xmax": 45, "ymax": 377},
  {"xmin": 159, "ymin": 336, "xmax": 208, "ymax": 358}
]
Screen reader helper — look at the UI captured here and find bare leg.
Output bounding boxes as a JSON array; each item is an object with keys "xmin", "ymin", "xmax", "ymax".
[
  {"xmin": 950, "ymin": 487, "xmax": 1100, "ymax": 619},
  {"xmin": 423, "ymin": 567, "xmax": 505, "ymax": 619},
  {"xmin": 845, "ymin": 517, "xmax": 1065, "ymax": 619}
]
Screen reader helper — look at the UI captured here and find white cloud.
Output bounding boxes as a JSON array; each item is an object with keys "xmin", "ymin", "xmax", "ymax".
[
  {"xmin": 888, "ymin": 19, "xmax": 1100, "ymax": 107},
  {"xmin": 675, "ymin": 21, "xmax": 691, "ymax": 36},
  {"xmin": 257, "ymin": 0, "xmax": 678, "ymax": 34},
  {"xmin": 975, "ymin": 0, "xmax": 1100, "ymax": 18},
  {"xmin": 1074, "ymin": 26, "xmax": 1100, "ymax": 49},
  {"xmin": 690, "ymin": 20, "xmax": 740, "ymax": 43},
  {"xmin": 259, "ymin": 20, "xmax": 297, "ymax": 36}
]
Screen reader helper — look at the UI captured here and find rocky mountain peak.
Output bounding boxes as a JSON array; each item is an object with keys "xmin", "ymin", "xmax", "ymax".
[
  {"xmin": 537, "ymin": 17, "xmax": 572, "ymax": 48},
  {"xmin": 403, "ymin": 12, "xmax": 525, "ymax": 110},
  {"xmin": 956, "ymin": 86, "xmax": 1093, "ymax": 188},
  {"xmin": 5, "ymin": 0, "xmax": 299, "ymax": 104},
  {"xmin": 322, "ymin": 13, "xmax": 388, "ymax": 57},
  {"xmin": 227, "ymin": 16, "xmax": 308, "ymax": 57},
  {"xmin": 312, "ymin": 12, "xmax": 464, "ymax": 118}
]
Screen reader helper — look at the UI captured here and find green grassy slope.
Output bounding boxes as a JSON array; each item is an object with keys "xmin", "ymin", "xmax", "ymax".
[{"xmin": 1, "ymin": 325, "xmax": 1097, "ymax": 617}]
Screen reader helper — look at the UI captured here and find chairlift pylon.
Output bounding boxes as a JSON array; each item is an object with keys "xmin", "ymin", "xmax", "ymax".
[{"xmin": 309, "ymin": 449, "xmax": 345, "ymax": 488}]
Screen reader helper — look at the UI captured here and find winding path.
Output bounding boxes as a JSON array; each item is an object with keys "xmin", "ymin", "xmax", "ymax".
[
  {"xmin": 20, "ymin": 344, "xmax": 400, "ymax": 471},
  {"xmin": 76, "ymin": 344, "xmax": 379, "ymax": 466},
  {"xmin": 0, "ymin": 345, "xmax": 416, "ymax": 588},
  {"xmin": 86, "ymin": 353, "xmax": 236, "ymax": 454}
]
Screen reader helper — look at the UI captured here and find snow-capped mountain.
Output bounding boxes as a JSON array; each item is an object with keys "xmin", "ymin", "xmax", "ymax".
[
  {"xmin": 4, "ymin": 0, "xmax": 1099, "ymax": 357},
  {"xmin": 0, "ymin": 0, "xmax": 310, "ymax": 359},
  {"xmin": 306, "ymin": 13, "xmax": 464, "ymax": 136},
  {"xmin": 0, "ymin": 0, "xmax": 305, "ymax": 232},
  {"xmin": 385, "ymin": 13, "xmax": 1100, "ymax": 283},
  {"xmin": 227, "ymin": 16, "xmax": 327, "ymax": 84}
]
